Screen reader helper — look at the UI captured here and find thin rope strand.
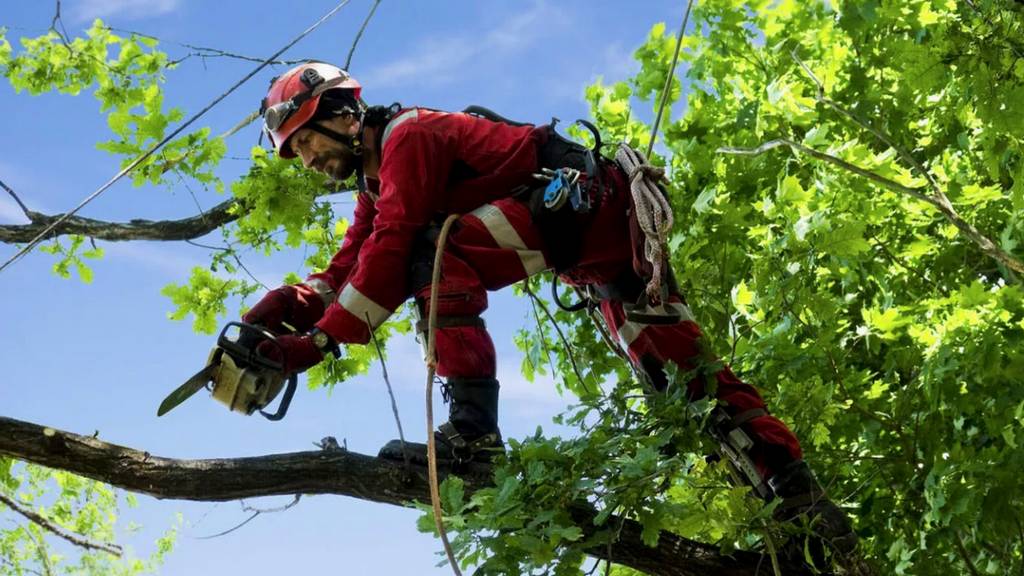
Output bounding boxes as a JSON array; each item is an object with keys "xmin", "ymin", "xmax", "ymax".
[
  {"xmin": 425, "ymin": 213, "xmax": 463, "ymax": 576},
  {"xmin": 645, "ymin": 0, "xmax": 695, "ymax": 159}
]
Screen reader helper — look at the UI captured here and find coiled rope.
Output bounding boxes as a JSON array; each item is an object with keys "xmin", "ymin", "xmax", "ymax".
[{"xmin": 615, "ymin": 143, "xmax": 673, "ymax": 302}]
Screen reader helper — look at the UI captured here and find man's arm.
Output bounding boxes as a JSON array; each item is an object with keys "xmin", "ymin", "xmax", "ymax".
[
  {"xmin": 315, "ymin": 119, "xmax": 454, "ymax": 344},
  {"xmin": 303, "ymin": 190, "xmax": 379, "ymax": 308},
  {"xmin": 242, "ymin": 191, "xmax": 377, "ymax": 334}
]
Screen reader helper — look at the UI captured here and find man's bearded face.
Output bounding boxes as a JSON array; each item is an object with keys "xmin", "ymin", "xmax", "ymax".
[{"xmin": 289, "ymin": 126, "xmax": 359, "ymax": 181}]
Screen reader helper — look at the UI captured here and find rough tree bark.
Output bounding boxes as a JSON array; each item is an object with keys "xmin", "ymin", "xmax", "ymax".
[
  {"xmin": 0, "ymin": 183, "xmax": 345, "ymax": 244},
  {"xmin": 0, "ymin": 415, "xmax": 810, "ymax": 576}
]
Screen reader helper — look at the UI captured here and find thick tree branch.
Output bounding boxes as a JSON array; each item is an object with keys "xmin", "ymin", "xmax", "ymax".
[
  {"xmin": 0, "ymin": 415, "xmax": 808, "ymax": 576},
  {"xmin": 0, "ymin": 182, "xmax": 351, "ymax": 244},
  {"xmin": 0, "ymin": 199, "xmax": 240, "ymax": 243}
]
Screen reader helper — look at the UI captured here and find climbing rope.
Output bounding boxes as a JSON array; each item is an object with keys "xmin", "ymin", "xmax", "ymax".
[
  {"xmin": 425, "ymin": 213, "xmax": 463, "ymax": 576},
  {"xmin": 616, "ymin": 143, "xmax": 674, "ymax": 302},
  {"xmin": 614, "ymin": 0, "xmax": 694, "ymax": 303},
  {"xmin": 0, "ymin": 0, "xmax": 354, "ymax": 274}
]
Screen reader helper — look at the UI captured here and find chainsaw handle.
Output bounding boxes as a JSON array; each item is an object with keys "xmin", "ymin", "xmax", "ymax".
[
  {"xmin": 260, "ymin": 373, "xmax": 298, "ymax": 421},
  {"xmin": 218, "ymin": 321, "xmax": 286, "ymax": 373}
]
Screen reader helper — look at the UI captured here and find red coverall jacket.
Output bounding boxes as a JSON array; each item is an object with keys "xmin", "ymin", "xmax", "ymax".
[{"xmin": 305, "ymin": 108, "xmax": 542, "ymax": 344}]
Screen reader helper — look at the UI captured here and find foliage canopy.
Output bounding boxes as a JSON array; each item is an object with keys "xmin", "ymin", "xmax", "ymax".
[{"xmin": 3, "ymin": 1, "xmax": 1024, "ymax": 574}]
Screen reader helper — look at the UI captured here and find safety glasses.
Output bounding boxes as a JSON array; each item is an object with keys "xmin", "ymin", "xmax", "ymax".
[
  {"xmin": 263, "ymin": 99, "xmax": 300, "ymax": 132},
  {"xmin": 262, "ymin": 74, "xmax": 349, "ymax": 133}
]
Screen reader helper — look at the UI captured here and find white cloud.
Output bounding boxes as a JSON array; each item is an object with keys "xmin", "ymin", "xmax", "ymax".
[
  {"xmin": 599, "ymin": 42, "xmax": 640, "ymax": 83},
  {"xmin": 103, "ymin": 241, "xmax": 208, "ymax": 278},
  {"xmin": 362, "ymin": 1, "xmax": 563, "ymax": 89},
  {"xmin": 72, "ymin": 0, "xmax": 181, "ymax": 22}
]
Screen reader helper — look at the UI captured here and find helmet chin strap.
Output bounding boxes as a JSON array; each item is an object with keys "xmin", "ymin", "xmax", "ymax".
[
  {"xmin": 306, "ymin": 122, "xmax": 363, "ymax": 155},
  {"xmin": 304, "ymin": 113, "xmax": 369, "ymax": 191}
]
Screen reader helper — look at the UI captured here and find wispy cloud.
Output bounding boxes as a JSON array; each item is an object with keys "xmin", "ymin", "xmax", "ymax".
[
  {"xmin": 362, "ymin": 1, "xmax": 564, "ymax": 89},
  {"xmin": 72, "ymin": 0, "xmax": 182, "ymax": 22}
]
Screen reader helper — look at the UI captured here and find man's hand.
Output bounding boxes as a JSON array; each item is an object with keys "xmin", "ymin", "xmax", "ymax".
[
  {"xmin": 243, "ymin": 284, "xmax": 326, "ymax": 334},
  {"xmin": 257, "ymin": 334, "xmax": 324, "ymax": 375}
]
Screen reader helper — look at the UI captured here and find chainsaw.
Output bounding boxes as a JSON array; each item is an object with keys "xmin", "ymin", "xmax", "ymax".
[{"xmin": 157, "ymin": 322, "xmax": 297, "ymax": 421}]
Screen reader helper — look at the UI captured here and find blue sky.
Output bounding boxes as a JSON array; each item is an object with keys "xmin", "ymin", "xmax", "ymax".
[{"xmin": 0, "ymin": 1, "xmax": 687, "ymax": 573}]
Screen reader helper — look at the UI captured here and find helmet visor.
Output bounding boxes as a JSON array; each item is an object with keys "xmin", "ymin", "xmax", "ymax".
[{"xmin": 263, "ymin": 100, "xmax": 299, "ymax": 132}]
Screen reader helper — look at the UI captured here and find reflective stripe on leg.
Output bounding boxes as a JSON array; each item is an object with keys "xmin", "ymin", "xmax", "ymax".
[{"xmin": 468, "ymin": 203, "xmax": 548, "ymax": 276}]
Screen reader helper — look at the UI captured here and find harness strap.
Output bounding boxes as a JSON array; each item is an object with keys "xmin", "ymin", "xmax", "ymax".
[
  {"xmin": 415, "ymin": 315, "xmax": 486, "ymax": 334},
  {"xmin": 731, "ymin": 408, "xmax": 768, "ymax": 428}
]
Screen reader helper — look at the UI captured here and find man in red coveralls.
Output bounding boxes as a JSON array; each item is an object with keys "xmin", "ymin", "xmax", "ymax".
[{"xmin": 244, "ymin": 62, "xmax": 859, "ymax": 561}]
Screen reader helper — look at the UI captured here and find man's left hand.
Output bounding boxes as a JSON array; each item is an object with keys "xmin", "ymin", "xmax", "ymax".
[{"xmin": 257, "ymin": 334, "xmax": 324, "ymax": 375}]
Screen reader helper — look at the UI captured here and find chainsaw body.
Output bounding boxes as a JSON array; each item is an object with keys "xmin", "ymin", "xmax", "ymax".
[{"xmin": 158, "ymin": 322, "xmax": 297, "ymax": 421}]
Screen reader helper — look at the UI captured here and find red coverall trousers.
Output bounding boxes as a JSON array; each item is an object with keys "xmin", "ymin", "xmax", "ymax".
[{"xmin": 419, "ymin": 163, "xmax": 803, "ymax": 478}]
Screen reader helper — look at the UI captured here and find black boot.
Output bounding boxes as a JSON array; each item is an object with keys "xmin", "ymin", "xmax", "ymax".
[
  {"xmin": 768, "ymin": 460, "xmax": 862, "ymax": 572},
  {"xmin": 379, "ymin": 377, "xmax": 503, "ymax": 465}
]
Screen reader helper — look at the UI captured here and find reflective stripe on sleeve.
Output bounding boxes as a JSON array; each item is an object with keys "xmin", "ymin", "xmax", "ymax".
[
  {"xmin": 304, "ymin": 278, "xmax": 337, "ymax": 308},
  {"xmin": 618, "ymin": 302, "xmax": 695, "ymax": 347},
  {"xmin": 380, "ymin": 109, "xmax": 420, "ymax": 150},
  {"xmin": 469, "ymin": 204, "xmax": 548, "ymax": 275},
  {"xmin": 338, "ymin": 283, "xmax": 391, "ymax": 328}
]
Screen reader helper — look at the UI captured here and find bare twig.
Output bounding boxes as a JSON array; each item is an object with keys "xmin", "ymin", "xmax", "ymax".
[
  {"xmin": 101, "ymin": 26, "xmax": 308, "ymax": 67},
  {"xmin": 0, "ymin": 492, "xmax": 123, "ymax": 556},
  {"xmin": 783, "ymin": 50, "xmax": 1024, "ymax": 277},
  {"xmin": 367, "ymin": 312, "xmax": 411, "ymax": 475},
  {"xmin": 521, "ymin": 280, "xmax": 594, "ymax": 396},
  {"xmin": 525, "ymin": 281, "xmax": 562, "ymax": 383},
  {"xmin": 0, "ymin": 178, "xmax": 32, "ymax": 220},
  {"xmin": 953, "ymin": 530, "xmax": 982, "ymax": 576},
  {"xmin": 182, "ymin": 239, "xmax": 270, "ymax": 290},
  {"xmin": 1, "ymin": 557, "xmax": 44, "ymax": 576},
  {"xmin": 717, "ymin": 138, "xmax": 1024, "ymax": 275},
  {"xmin": 196, "ymin": 494, "xmax": 301, "ymax": 540},
  {"xmin": 195, "ymin": 510, "xmax": 260, "ymax": 539},
  {"xmin": 48, "ymin": 0, "xmax": 71, "ymax": 46}
]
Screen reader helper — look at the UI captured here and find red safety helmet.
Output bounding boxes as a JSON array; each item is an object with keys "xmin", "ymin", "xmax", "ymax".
[{"xmin": 261, "ymin": 62, "xmax": 362, "ymax": 158}]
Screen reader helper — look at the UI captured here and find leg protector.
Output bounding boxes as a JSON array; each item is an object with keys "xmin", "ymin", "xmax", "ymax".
[{"xmin": 707, "ymin": 406, "xmax": 772, "ymax": 499}]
